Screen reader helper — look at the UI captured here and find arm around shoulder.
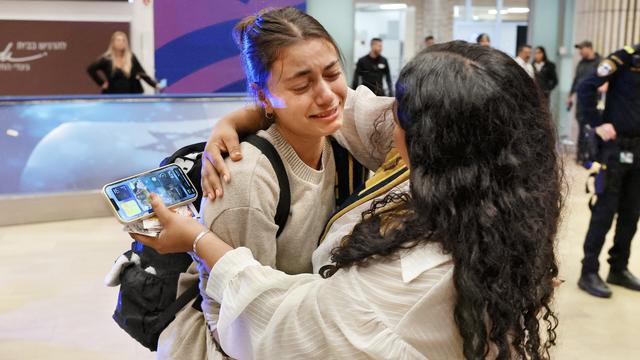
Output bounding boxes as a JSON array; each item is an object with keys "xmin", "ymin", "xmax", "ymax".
[{"xmin": 333, "ymin": 86, "xmax": 396, "ymax": 170}]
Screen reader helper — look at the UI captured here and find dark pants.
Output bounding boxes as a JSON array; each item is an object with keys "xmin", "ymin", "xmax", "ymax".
[
  {"xmin": 575, "ymin": 107, "xmax": 587, "ymax": 163},
  {"xmin": 582, "ymin": 159, "xmax": 640, "ymax": 274},
  {"xmin": 576, "ymin": 120, "xmax": 586, "ymax": 162}
]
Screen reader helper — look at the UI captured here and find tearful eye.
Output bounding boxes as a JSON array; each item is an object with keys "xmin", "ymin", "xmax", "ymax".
[
  {"xmin": 293, "ymin": 83, "xmax": 310, "ymax": 92},
  {"xmin": 325, "ymin": 72, "xmax": 341, "ymax": 80}
]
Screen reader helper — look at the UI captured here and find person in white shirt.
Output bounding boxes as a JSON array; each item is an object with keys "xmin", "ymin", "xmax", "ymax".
[
  {"xmin": 515, "ymin": 44, "xmax": 535, "ymax": 78},
  {"xmin": 134, "ymin": 40, "xmax": 562, "ymax": 360}
]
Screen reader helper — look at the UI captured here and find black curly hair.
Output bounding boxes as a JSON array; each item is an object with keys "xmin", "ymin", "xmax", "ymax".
[{"xmin": 323, "ymin": 41, "xmax": 562, "ymax": 359}]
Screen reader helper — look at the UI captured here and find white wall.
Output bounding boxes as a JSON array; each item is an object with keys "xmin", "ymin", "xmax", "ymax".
[
  {"xmin": 354, "ymin": 8, "xmax": 409, "ymax": 84},
  {"xmin": 404, "ymin": 6, "xmax": 416, "ymax": 62},
  {"xmin": 0, "ymin": 0, "xmax": 156, "ymax": 93},
  {"xmin": 307, "ymin": 0, "xmax": 355, "ymax": 84},
  {"xmin": 453, "ymin": 20, "xmax": 527, "ymax": 57}
]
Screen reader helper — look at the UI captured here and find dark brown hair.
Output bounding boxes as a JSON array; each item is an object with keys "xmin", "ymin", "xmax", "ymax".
[{"xmin": 233, "ymin": 7, "xmax": 341, "ymax": 94}]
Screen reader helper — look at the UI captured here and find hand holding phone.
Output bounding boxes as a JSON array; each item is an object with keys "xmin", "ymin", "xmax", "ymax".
[{"xmin": 103, "ymin": 164, "xmax": 198, "ymax": 224}]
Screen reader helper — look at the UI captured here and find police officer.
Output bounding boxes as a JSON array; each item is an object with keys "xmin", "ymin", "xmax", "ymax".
[{"xmin": 577, "ymin": 44, "xmax": 640, "ymax": 298}]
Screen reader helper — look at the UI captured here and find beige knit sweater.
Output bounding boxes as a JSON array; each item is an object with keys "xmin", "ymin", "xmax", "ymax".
[{"xmin": 202, "ymin": 124, "xmax": 337, "ymax": 274}]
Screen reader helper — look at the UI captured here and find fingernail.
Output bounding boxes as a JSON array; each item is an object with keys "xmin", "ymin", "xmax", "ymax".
[
  {"xmin": 223, "ymin": 174, "xmax": 230, "ymax": 183},
  {"xmin": 216, "ymin": 189, "xmax": 222, "ymax": 197}
]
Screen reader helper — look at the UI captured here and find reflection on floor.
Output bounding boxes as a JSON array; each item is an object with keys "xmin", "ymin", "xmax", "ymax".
[{"xmin": 0, "ymin": 161, "xmax": 639, "ymax": 359}]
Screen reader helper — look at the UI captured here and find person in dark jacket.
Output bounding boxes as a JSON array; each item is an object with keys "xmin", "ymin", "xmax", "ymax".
[
  {"xmin": 567, "ymin": 40, "xmax": 602, "ymax": 162},
  {"xmin": 568, "ymin": 40, "xmax": 602, "ymax": 110},
  {"xmin": 87, "ymin": 31, "xmax": 159, "ymax": 94},
  {"xmin": 533, "ymin": 46, "xmax": 558, "ymax": 100},
  {"xmin": 352, "ymin": 38, "xmax": 393, "ymax": 96}
]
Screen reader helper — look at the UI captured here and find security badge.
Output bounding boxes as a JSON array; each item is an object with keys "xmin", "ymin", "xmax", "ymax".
[
  {"xmin": 620, "ymin": 151, "xmax": 634, "ymax": 164},
  {"xmin": 597, "ymin": 60, "xmax": 616, "ymax": 77}
]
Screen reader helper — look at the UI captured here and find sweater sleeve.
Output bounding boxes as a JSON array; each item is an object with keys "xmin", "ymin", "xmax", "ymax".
[
  {"xmin": 208, "ymin": 207, "xmax": 278, "ymax": 267},
  {"xmin": 332, "ymin": 86, "xmax": 396, "ymax": 171},
  {"xmin": 201, "ymin": 147, "xmax": 280, "ymax": 267},
  {"xmin": 197, "ymin": 147, "xmax": 280, "ymax": 332}
]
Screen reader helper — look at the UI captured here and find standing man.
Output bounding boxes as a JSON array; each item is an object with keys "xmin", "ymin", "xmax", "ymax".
[
  {"xmin": 577, "ymin": 44, "xmax": 640, "ymax": 298},
  {"xmin": 352, "ymin": 38, "xmax": 394, "ymax": 96},
  {"xmin": 515, "ymin": 44, "xmax": 534, "ymax": 78},
  {"xmin": 567, "ymin": 40, "xmax": 602, "ymax": 163}
]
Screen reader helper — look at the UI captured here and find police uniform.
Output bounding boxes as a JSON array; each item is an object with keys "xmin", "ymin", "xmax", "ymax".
[{"xmin": 577, "ymin": 44, "xmax": 640, "ymax": 297}]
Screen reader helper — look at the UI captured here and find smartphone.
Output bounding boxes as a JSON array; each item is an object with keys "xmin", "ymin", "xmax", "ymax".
[{"xmin": 103, "ymin": 164, "xmax": 198, "ymax": 224}]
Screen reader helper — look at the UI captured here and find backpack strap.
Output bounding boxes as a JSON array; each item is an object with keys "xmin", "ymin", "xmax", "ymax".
[
  {"xmin": 330, "ymin": 138, "xmax": 369, "ymax": 208},
  {"xmin": 148, "ymin": 281, "xmax": 200, "ymax": 345},
  {"xmin": 160, "ymin": 142, "xmax": 206, "ymax": 166},
  {"xmin": 160, "ymin": 142, "xmax": 206, "ymax": 211},
  {"xmin": 243, "ymin": 135, "xmax": 291, "ymax": 238}
]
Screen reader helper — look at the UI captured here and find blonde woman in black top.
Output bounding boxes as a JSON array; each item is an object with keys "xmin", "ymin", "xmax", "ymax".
[{"xmin": 87, "ymin": 31, "xmax": 159, "ymax": 94}]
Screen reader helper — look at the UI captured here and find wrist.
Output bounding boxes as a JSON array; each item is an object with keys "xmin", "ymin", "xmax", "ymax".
[
  {"xmin": 192, "ymin": 230, "xmax": 212, "ymax": 257},
  {"xmin": 192, "ymin": 232, "xmax": 233, "ymax": 270}
]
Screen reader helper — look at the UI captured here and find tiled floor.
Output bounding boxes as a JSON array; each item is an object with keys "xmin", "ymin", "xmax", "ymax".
[{"xmin": 0, "ymin": 161, "xmax": 639, "ymax": 359}]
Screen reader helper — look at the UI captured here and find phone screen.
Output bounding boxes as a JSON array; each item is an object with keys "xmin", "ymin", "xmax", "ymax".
[{"xmin": 104, "ymin": 164, "xmax": 197, "ymax": 222}]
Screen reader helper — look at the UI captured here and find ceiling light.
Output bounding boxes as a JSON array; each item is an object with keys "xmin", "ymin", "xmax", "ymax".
[
  {"xmin": 6, "ymin": 129, "xmax": 19, "ymax": 137},
  {"xmin": 380, "ymin": 4, "xmax": 407, "ymax": 10},
  {"xmin": 507, "ymin": 7, "xmax": 530, "ymax": 13}
]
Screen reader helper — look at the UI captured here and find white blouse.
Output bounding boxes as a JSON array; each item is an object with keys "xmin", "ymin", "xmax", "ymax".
[
  {"xmin": 202, "ymin": 87, "xmax": 466, "ymax": 359},
  {"xmin": 206, "ymin": 243, "xmax": 464, "ymax": 359}
]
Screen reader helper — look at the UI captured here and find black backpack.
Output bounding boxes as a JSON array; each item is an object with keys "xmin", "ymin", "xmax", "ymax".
[{"xmin": 111, "ymin": 135, "xmax": 366, "ymax": 351}]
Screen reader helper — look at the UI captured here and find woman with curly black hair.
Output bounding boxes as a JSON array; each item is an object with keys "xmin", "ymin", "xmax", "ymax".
[{"xmin": 136, "ymin": 40, "xmax": 562, "ymax": 359}]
